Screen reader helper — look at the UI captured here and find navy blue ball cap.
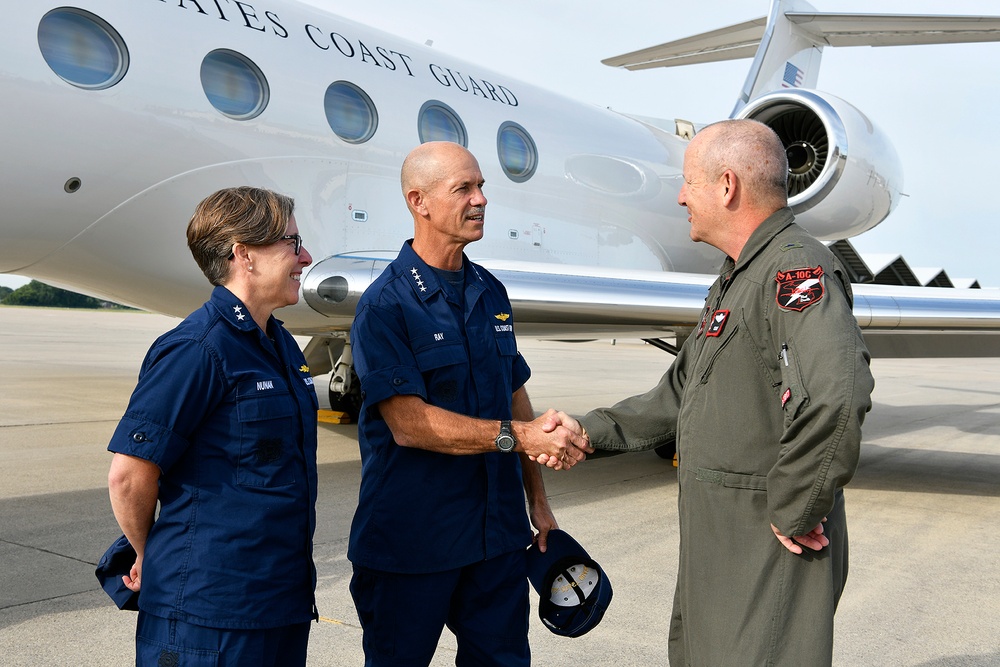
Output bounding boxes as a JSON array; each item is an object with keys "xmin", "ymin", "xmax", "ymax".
[
  {"xmin": 95, "ymin": 534, "xmax": 140, "ymax": 611},
  {"xmin": 526, "ymin": 529, "xmax": 612, "ymax": 638}
]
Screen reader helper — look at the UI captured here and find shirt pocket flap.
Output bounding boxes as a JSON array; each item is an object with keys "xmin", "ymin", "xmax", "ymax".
[
  {"xmin": 413, "ymin": 339, "xmax": 467, "ymax": 372},
  {"xmin": 236, "ymin": 379, "xmax": 294, "ymax": 422},
  {"xmin": 495, "ymin": 335, "xmax": 517, "ymax": 357}
]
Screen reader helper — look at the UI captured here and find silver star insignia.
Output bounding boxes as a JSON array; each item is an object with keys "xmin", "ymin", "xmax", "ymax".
[
  {"xmin": 233, "ymin": 305, "xmax": 245, "ymax": 321},
  {"xmin": 411, "ymin": 267, "xmax": 427, "ymax": 292}
]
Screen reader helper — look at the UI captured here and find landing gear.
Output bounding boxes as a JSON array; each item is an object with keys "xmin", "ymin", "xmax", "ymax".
[
  {"xmin": 328, "ymin": 369, "xmax": 362, "ymax": 420},
  {"xmin": 327, "ymin": 341, "xmax": 361, "ymax": 421}
]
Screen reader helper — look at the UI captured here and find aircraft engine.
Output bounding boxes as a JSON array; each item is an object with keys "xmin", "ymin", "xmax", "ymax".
[
  {"xmin": 736, "ymin": 89, "xmax": 903, "ymax": 240},
  {"xmin": 301, "ymin": 256, "xmax": 389, "ymax": 324}
]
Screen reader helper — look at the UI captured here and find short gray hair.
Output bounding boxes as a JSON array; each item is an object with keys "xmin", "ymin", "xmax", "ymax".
[{"xmin": 697, "ymin": 119, "xmax": 788, "ymax": 208}]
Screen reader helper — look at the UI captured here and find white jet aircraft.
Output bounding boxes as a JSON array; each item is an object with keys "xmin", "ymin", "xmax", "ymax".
[{"xmin": 3, "ymin": 0, "xmax": 1000, "ymax": 415}]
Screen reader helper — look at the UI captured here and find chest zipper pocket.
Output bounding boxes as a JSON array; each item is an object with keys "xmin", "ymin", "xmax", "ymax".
[{"xmin": 698, "ymin": 322, "xmax": 740, "ymax": 384}]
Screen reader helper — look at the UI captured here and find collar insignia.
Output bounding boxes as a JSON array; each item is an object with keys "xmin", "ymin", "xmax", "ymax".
[
  {"xmin": 233, "ymin": 305, "xmax": 246, "ymax": 321},
  {"xmin": 409, "ymin": 266, "xmax": 427, "ymax": 292}
]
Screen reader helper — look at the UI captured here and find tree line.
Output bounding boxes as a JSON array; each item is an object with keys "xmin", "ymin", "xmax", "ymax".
[{"xmin": 0, "ymin": 280, "xmax": 134, "ymax": 309}]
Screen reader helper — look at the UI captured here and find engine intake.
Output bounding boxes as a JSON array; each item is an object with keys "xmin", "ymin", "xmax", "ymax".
[{"xmin": 736, "ymin": 89, "xmax": 903, "ymax": 240}]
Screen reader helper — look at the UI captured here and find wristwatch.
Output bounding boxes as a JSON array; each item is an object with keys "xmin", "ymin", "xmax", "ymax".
[{"xmin": 495, "ymin": 420, "xmax": 516, "ymax": 453}]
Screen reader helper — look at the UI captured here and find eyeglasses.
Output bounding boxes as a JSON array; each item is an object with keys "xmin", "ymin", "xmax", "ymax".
[
  {"xmin": 228, "ymin": 234, "xmax": 303, "ymax": 259},
  {"xmin": 281, "ymin": 234, "xmax": 303, "ymax": 255}
]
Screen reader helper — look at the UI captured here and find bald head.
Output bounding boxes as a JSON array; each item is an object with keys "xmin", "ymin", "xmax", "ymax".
[
  {"xmin": 690, "ymin": 119, "xmax": 788, "ymax": 211},
  {"xmin": 401, "ymin": 142, "xmax": 479, "ymax": 208},
  {"xmin": 400, "ymin": 141, "xmax": 488, "ymax": 269},
  {"xmin": 679, "ymin": 119, "xmax": 791, "ymax": 260}
]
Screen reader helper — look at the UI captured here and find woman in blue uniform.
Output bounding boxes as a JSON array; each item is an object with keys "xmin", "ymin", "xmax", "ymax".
[{"xmin": 107, "ymin": 186, "xmax": 319, "ymax": 666}]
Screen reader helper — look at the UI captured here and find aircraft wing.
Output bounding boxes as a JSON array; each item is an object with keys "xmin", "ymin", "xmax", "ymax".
[
  {"xmin": 603, "ymin": 12, "xmax": 1000, "ymax": 70},
  {"xmin": 852, "ymin": 283, "xmax": 1000, "ymax": 357},
  {"xmin": 500, "ymin": 264, "xmax": 1000, "ymax": 358},
  {"xmin": 302, "ymin": 257, "xmax": 1000, "ymax": 359}
]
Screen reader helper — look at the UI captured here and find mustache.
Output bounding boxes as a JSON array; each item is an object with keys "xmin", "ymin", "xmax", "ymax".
[{"xmin": 468, "ymin": 207, "xmax": 485, "ymax": 217}]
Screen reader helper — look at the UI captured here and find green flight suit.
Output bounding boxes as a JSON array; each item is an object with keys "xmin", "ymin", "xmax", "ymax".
[{"xmin": 581, "ymin": 208, "xmax": 874, "ymax": 666}]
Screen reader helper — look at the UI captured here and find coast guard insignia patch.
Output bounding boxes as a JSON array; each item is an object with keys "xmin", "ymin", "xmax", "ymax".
[{"xmin": 775, "ymin": 266, "xmax": 824, "ymax": 312}]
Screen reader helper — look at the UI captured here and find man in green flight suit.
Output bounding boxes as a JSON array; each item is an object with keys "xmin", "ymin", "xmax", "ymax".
[{"xmin": 546, "ymin": 119, "xmax": 874, "ymax": 665}]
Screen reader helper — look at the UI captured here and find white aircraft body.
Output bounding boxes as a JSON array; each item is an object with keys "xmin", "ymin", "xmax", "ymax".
[{"xmin": 4, "ymin": 0, "xmax": 1000, "ymax": 409}]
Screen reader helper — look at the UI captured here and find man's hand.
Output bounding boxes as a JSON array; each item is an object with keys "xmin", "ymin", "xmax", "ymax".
[
  {"xmin": 122, "ymin": 556, "xmax": 143, "ymax": 592},
  {"xmin": 528, "ymin": 497, "xmax": 558, "ymax": 552},
  {"xmin": 515, "ymin": 409, "xmax": 593, "ymax": 470},
  {"xmin": 771, "ymin": 518, "xmax": 829, "ymax": 554}
]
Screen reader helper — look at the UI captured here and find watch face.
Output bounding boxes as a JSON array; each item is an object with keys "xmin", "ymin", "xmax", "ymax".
[{"xmin": 496, "ymin": 435, "xmax": 516, "ymax": 453}]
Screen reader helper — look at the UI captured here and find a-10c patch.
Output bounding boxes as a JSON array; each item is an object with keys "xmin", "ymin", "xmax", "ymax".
[{"xmin": 775, "ymin": 266, "xmax": 825, "ymax": 312}]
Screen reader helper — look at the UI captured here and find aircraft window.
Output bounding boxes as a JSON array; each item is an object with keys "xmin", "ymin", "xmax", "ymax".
[
  {"xmin": 37, "ymin": 8, "xmax": 129, "ymax": 90},
  {"xmin": 418, "ymin": 101, "xmax": 468, "ymax": 147},
  {"xmin": 497, "ymin": 122, "xmax": 538, "ymax": 182},
  {"xmin": 200, "ymin": 50, "xmax": 269, "ymax": 120},
  {"xmin": 324, "ymin": 82, "xmax": 378, "ymax": 144}
]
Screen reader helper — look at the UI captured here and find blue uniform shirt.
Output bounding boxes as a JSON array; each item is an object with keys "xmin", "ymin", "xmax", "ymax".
[
  {"xmin": 108, "ymin": 285, "xmax": 319, "ymax": 629},
  {"xmin": 348, "ymin": 241, "xmax": 532, "ymax": 573}
]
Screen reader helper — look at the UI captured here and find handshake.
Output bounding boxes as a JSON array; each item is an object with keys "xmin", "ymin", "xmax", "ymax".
[{"xmin": 515, "ymin": 409, "xmax": 594, "ymax": 470}]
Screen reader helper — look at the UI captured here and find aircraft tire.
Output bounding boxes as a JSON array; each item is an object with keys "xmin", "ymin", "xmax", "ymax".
[{"xmin": 654, "ymin": 443, "xmax": 676, "ymax": 460}]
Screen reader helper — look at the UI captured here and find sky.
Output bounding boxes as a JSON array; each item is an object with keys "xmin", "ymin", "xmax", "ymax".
[{"xmin": 3, "ymin": 0, "xmax": 997, "ymax": 290}]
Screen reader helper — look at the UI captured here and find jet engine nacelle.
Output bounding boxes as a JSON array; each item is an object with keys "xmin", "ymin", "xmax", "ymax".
[
  {"xmin": 301, "ymin": 256, "xmax": 390, "ymax": 328},
  {"xmin": 736, "ymin": 89, "xmax": 903, "ymax": 240}
]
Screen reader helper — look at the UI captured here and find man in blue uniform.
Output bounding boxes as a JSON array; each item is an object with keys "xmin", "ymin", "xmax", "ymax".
[{"xmin": 348, "ymin": 142, "xmax": 592, "ymax": 666}]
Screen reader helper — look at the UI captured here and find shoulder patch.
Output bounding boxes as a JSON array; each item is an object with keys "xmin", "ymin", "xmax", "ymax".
[{"xmin": 775, "ymin": 266, "xmax": 825, "ymax": 311}]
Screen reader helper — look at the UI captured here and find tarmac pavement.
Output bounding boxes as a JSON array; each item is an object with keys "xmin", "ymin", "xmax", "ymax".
[{"xmin": 1, "ymin": 305, "xmax": 998, "ymax": 666}]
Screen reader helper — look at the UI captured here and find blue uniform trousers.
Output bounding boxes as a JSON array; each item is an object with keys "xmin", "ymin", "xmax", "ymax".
[
  {"xmin": 135, "ymin": 612, "xmax": 310, "ymax": 666},
  {"xmin": 350, "ymin": 549, "xmax": 530, "ymax": 667}
]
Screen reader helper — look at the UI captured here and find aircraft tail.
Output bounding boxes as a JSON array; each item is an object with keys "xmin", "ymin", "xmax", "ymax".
[
  {"xmin": 732, "ymin": 0, "xmax": 823, "ymax": 116},
  {"xmin": 602, "ymin": 0, "xmax": 1000, "ymax": 115}
]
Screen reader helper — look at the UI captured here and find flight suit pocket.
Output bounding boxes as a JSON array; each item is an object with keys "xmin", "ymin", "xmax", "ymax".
[
  {"xmin": 779, "ymin": 340, "xmax": 810, "ymax": 427},
  {"xmin": 698, "ymin": 322, "xmax": 740, "ymax": 383},
  {"xmin": 695, "ymin": 467, "xmax": 768, "ymax": 491},
  {"xmin": 235, "ymin": 379, "xmax": 297, "ymax": 488}
]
